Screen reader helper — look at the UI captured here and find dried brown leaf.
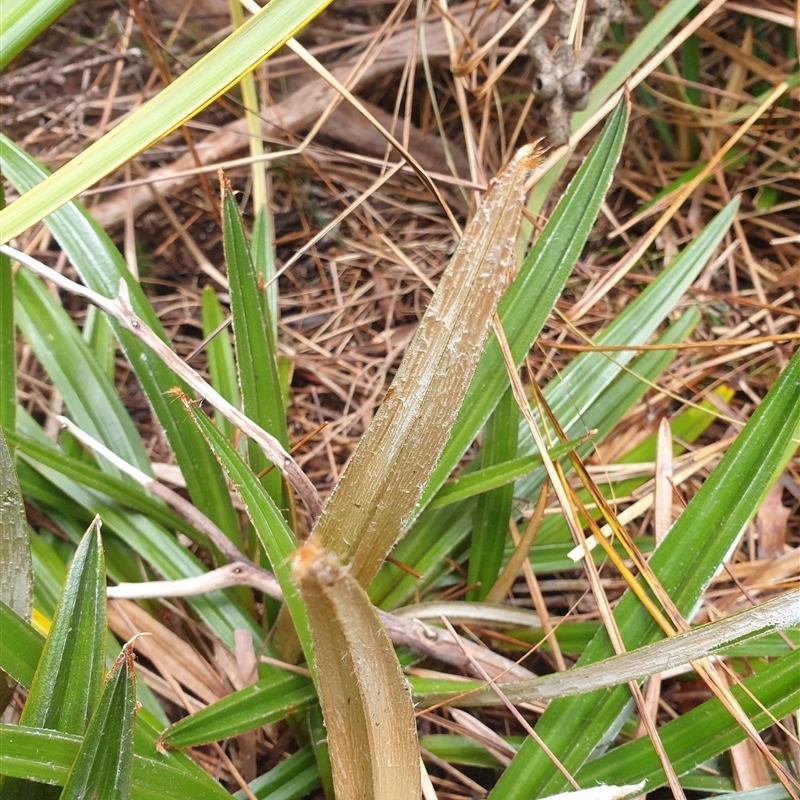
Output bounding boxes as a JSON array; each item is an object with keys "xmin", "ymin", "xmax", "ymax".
[
  {"xmin": 311, "ymin": 144, "xmax": 542, "ymax": 586},
  {"xmin": 293, "ymin": 540, "xmax": 420, "ymax": 800}
]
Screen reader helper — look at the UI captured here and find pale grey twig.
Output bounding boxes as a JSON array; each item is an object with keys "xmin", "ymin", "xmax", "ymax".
[{"xmin": 107, "ymin": 562, "xmax": 536, "ymax": 683}]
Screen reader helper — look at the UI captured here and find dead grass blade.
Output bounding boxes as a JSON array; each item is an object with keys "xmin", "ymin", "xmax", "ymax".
[
  {"xmin": 311, "ymin": 144, "xmax": 542, "ymax": 587},
  {"xmin": 293, "ymin": 539, "xmax": 420, "ymax": 800}
]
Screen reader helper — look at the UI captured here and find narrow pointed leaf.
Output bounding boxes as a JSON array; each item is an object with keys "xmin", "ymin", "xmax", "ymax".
[
  {"xmin": 0, "ymin": 429, "xmax": 32, "ymax": 624},
  {"xmin": 0, "ymin": 0, "xmax": 79, "ymax": 70},
  {"xmin": 0, "ymin": 183, "xmax": 13, "ymax": 429},
  {"xmin": 14, "ymin": 268, "xmax": 150, "ymax": 474},
  {"xmin": 200, "ymin": 287, "xmax": 239, "ymax": 442},
  {"xmin": 8, "ymin": 430, "xmax": 209, "ymax": 547},
  {"xmin": 467, "ymin": 386, "xmax": 518, "ymax": 600},
  {"xmin": 293, "ymin": 541, "xmax": 420, "ymax": 800},
  {"xmin": 576, "ymin": 649, "xmax": 800, "ymax": 791},
  {"xmin": 19, "ymin": 519, "xmax": 106, "ymax": 734},
  {"xmin": 0, "ymin": 0, "xmax": 334, "ymax": 242},
  {"xmin": 489, "ymin": 346, "xmax": 800, "ymax": 799},
  {"xmin": 313, "ymin": 144, "xmax": 542, "ymax": 587},
  {"xmin": 59, "ymin": 639, "xmax": 139, "ymax": 800},
  {"xmin": 222, "ymin": 186, "xmax": 286, "ymax": 506},
  {"xmin": 161, "ymin": 670, "xmax": 315, "ymax": 748},
  {"xmin": 515, "ymin": 201, "xmax": 738, "ymax": 504},
  {"xmin": 233, "ymin": 744, "xmax": 320, "ymax": 800},
  {"xmin": 180, "ymin": 398, "xmax": 311, "ymax": 658},
  {"xmin": 0, "ymin": 138, "xmax": 240, "ymax": 540},
  {"xmin": 0, "ymin": 520, "xmax": 106, "ymax": 797}
]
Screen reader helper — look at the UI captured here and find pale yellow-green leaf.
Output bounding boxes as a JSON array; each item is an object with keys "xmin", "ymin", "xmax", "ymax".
[
  {"xmin": 293, "ymin": 540, "xmax": 420, "ymax": 800},
  {"xmin": 0, "ymin": 0, "xmax": 333, "ymax": 243},
  {"xmin": 311, "ymin": 144, "xmax": 542, "ymax": 586}
]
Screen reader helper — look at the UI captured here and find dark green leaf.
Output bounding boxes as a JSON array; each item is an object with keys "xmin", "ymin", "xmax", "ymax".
[
  {"xmin": 235, "ymin": 744, "xmax": 320, "ymax": 800},
  {"xmin": 200, "ymin": 287, "xmax": 239, "ymax": 442},
  {"xmin": 576, "ymin": 649, "xmax": 800, "ymax": 791},
  {"xmin": 467, "ymin": 386, "xmax": 517, "ymax": 601},
  {"xmin": 59, "ymin": 639, "xmax": 139, "ymax": 800},
  {"xmin": 0, "ymin": 598, "xmax": 43, "ymax": 688},
  {"xmin": 182, "ymin": 401, "xmax": 311, "ymax": 659},
  {"xmin": 0, "ymin": 724, "xmax": 231, "ymax": 799},
  {"xmin": 19, "ymin": 519, "xmax": 105, "ymax": 734},
  {"xmin": 417, "ymin": 96, "xmax": 629, "ymax": 512},
  {"xmin": 0, "ymin": 428, "xmax": 33, "ymax": 626},
  {"xmin": 0, "ymin": 182, "xmax": 13, "ymax": 430},
  {"xmin": 222, "ymin": 187, "xmax": 287, "ymax": 508},
  {"xmin": 14, "ymin": 268, "xmax": 150, "ymax": 474},
  {"xmin": 162, "ymin": 670, "xmax": 315, "ymax": 747}
]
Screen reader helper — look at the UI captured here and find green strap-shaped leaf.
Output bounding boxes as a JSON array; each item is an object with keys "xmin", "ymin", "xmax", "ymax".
[
  {"xmin": 0, "ymin": 725, "xmax": 231, "ymax": 799},
  {"xmin": 428, "ymin": 437, "xmax": 585, "ymax": 510},
  {"xmin": 181, "ymin": 399, "xmax": 312, "ymax": 660},
  {"xmin": 0, "ymin": 429, "xmax": 32, "ymax": 625},
  {"xmin": 0, "ymin": 520, "xmax": 106, "ymax": 798},
  {"xmin": 467, "ymin": 386, "xmax": 518, "ymax": 601},
  {"xmin": 0, "ymin": 0, "xmax": 334, "ymax": 241},
  {"xmin": 371, "ymin": 310, "xmax": 699, "ymax": 608},
  {"xmin": 0, "ymin": 183, "xmax": 13, "ymax": 430},
  {"xmin": 488, "ymin": 346, "xmax": 800, "ymax": 798},
  {"xmin": 416, "ymin": 97, "xmax": 629, "ymax": 514},
  {"xmin": 161, "ymin": 670, "xmax": 315, "ymax": 748},
  {"xmin": 19, "ymin": 519, "xmax": 106, "ymax": 734},
  {"xmin": 0, "ymin": 138, "xmax": 240, "ymax": 541},
  {"xmin": 201, "ymin": 287, "xmax": 239, "ymax": 443},
  {"xmin": 0, "ymin": 599, "xmax": 43, "ymax": 689},
  {"xmin": 234, "ymin": 743, "xmax": 321, "ymax": 800},
  {"xmin": 514, "ymin": 200, "xmax": 738, "ymax": 503},
  {"xmin": 222, "ymin": 186, "xmax": 287, "ymax": 507},
  {"xmin": 0, "ymin": 0, "xmax": 79, "ymax": 70},
  {"xmin": 14, "ymin": 268, "xmax": 150, "ymax": 474},
  {"xmin": 576, "ymin": 648, "xmax": 800, "ymax": 790},
  {"xmin": 7, "ymin": 430, "xmax": 210, "ymax": 548},
  {"xmin": 59, "ymin": 640, "xmax": 139, "ymax": 800}
]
